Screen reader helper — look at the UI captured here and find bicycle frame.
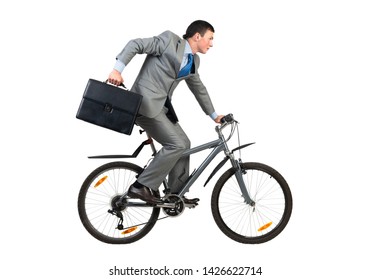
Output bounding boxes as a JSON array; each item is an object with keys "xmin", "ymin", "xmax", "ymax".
[
  {"xmin": 177, "ymin": 124, "xmax": 255, "ymax": 205},
  {"xmin": 89, "ymin": 121, "xmax": 255, "ymax": 205}
]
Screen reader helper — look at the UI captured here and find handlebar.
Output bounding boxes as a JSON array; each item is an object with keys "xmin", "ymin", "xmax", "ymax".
[
  {"xmin": 215, "ymin": 113, "xmax": 238, "ymax": 142},
  {"xmin": 217, "ymin": 113, "xmax": 237, "ymax": 133}
]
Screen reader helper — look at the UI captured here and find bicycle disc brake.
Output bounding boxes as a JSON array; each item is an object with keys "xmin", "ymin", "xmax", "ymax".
[{"xmin": 162, "ymin": 194, "xmax": 185, "ymax": 217}]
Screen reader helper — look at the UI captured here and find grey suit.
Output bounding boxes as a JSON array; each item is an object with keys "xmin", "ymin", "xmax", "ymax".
[{"xmin": 116, "ymin": 30, "xmax": 215, "ymax": 193}]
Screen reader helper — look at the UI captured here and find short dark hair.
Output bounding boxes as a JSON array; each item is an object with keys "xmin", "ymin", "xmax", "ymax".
[{"xmin": 183, "ymin": 20, "xmax": 215, "ymax": 39}]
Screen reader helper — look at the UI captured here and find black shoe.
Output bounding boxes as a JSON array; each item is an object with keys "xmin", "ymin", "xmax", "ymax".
[
  {"xmin": 182, "ymin": 197, "xmax": 200, "ymax": 204},
  {"xmin": 127, "ymin": 185, "xmax": 162, "ymax": 204}
]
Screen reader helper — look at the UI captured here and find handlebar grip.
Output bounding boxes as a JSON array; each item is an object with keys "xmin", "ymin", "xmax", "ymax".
[{"xmin": 221, "ymin": 114, "xmax": 234, "ymax": 123}]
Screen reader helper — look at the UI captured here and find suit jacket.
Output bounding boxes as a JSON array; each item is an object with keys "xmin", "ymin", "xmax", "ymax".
[{"xmin": 116, "ymin": 30, "xmax": 215, "ymax": 118}]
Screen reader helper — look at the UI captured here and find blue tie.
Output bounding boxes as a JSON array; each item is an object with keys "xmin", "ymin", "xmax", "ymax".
[{"xmin": 178, "ymin": 53, "xmax": 193, "ymax": 78}]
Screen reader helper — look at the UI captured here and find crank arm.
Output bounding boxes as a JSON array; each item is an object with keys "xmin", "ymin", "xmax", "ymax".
[
  {"xmin": 123, "ymin": 199, "xmax": 176, "ymax": 208},
  {"xmin": 154, "ymin": 202, "xmax": 176, "ymax": 208}
]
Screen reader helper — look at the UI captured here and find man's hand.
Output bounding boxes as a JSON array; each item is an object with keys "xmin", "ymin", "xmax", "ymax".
[
  {"xmin": 214, "ymin": 115, "xmax": 225, "ymax": 124},
  {"xmin": 108, "ymin": 69, "xmax": 124, "ymax": 86}
]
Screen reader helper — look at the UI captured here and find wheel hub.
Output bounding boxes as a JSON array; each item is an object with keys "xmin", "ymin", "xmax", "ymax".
[{"xmin": 111, "ymin": 194, "xmax": 127, "ymax": 211}]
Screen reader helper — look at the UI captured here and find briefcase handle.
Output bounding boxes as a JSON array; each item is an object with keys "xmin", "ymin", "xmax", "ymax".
[{"xmin": 105, "ymin": 79, "xmax": 128, "ymax": 90}]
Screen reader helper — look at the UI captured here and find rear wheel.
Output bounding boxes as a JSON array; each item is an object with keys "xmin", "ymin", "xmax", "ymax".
[
  {"xmin": 78, "ymin": 161, "xmax": 160, "ymax": 244},
  {"xmin": 211, "ymin": 162, "xmax": 292, "ymax": 244}
]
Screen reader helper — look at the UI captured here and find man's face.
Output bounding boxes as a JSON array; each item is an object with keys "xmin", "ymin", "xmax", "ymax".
[{"xmin": 196, "ymin": 30, "xmax": 214, "ymax": 54}]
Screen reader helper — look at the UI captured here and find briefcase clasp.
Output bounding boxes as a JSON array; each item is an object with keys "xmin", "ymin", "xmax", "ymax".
[{"xmin": 104, "ymin": 103, "xmax": 113, "ymax": 113}]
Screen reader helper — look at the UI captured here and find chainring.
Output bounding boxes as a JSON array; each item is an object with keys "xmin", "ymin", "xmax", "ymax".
[{"xmin": 162, "ymin": 194, "xmax": 185, "ymax": 217}]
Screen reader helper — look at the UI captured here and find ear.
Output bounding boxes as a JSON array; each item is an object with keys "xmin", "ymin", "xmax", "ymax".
[{"xmin": 194, "ymin": 32, "xmax": 201, "ymax": 41}]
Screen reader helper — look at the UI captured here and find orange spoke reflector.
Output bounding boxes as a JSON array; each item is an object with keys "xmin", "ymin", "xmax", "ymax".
[
  {"xmin": 258, "ymin": 222, "xmax": 273, "ymax": 232},
  {"xmin": 122, "ymin": 226, "xmax": 138, "ymax": 235},
  {"xmin": 94, "ymin": 175, "xmax": 108, "ymax": 188}
]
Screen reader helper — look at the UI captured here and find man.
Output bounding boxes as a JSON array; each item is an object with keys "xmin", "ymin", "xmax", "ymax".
[{"xmin": 108, "ymin": 20, "xmax": 224, "ymax": 204}]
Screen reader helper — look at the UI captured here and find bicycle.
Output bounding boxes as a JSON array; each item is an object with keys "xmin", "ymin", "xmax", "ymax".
[{"xmin": 77, "ymin": 114, "xmax": 292, "ymax": 244}]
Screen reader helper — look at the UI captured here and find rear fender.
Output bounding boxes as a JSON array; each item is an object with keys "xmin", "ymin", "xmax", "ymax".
[{"xmin": 88, "ymin": 139, "xmax": 153, "ymax": 159}]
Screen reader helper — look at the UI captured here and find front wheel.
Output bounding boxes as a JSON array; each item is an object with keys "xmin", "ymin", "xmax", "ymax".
[
  {"xmin": 211, "ymin": 162, "xmax": 292, "ymax": 244},
  {"xmin": 78, "ymin": 161, "xmax": 160, "ymax": 244}
]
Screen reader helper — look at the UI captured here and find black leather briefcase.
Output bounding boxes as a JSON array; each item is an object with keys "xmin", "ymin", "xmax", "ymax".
[{"xmin": 76, "ymin": 79, "xmax": 142, "ymax": 135}]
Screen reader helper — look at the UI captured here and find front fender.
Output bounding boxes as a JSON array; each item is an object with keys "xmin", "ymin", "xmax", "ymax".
[
  {"xmin": 204, "ymin": 157, "xmax": 228, "ymax": 187},
  {"xmin": 204, "ymin": 142, "xmax": 255, "ymax": 187},
  {"xmin": 231, "ymin": 142, "xmax": 255, "ymax": 153}
]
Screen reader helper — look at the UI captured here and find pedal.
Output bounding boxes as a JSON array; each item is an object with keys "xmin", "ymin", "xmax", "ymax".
[{"xmin": 184, "ymin": 202, "xmax": 198, "ymax": 209}]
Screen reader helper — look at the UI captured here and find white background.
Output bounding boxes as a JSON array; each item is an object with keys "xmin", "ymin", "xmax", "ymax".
[{"xmin": 1, "ymin": 0, "xmax": 370, "ymax": 279}]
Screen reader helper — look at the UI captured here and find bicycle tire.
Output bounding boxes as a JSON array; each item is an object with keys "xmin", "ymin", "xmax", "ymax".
[
  {"xmin": 211, "ymin": 162, "xmax": 292, "ymax": 244},
  {"xmin": 78, "ymin": 161, "xmax": 160, "ymax": 244}
]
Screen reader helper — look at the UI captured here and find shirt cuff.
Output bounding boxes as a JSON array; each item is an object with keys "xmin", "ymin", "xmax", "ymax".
[
  {"xmin": 210, "ymin": 112, "xmax": 218, "ymax": 120},
  {"xmin": 114, "ymin": 59, "xmax": 126, "ymax": 73}
]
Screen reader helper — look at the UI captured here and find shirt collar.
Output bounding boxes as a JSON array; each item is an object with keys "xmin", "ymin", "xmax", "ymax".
[{"xmin": 184, "ymin": 40, "xmax": 192, "ymax": 55}]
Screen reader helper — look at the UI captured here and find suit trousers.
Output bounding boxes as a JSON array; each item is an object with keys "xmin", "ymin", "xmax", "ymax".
[{"xmin": 135, "ymin": 107, "xmax": 190, "ymax": 193}]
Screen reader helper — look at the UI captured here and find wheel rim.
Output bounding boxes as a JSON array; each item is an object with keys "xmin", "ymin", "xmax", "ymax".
[{"xmin": 217, "ymin": 167, "xmax": 288, "ymax": 240}]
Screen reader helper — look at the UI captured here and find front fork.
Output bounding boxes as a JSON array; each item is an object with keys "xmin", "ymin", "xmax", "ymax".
[
  {"xmin": 231, "ymin": 159, "xmax": 255, "ymax": 206},
  {"xmin": 217, "ymin": 124, "xmax": 255, "ymax": 206}
]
